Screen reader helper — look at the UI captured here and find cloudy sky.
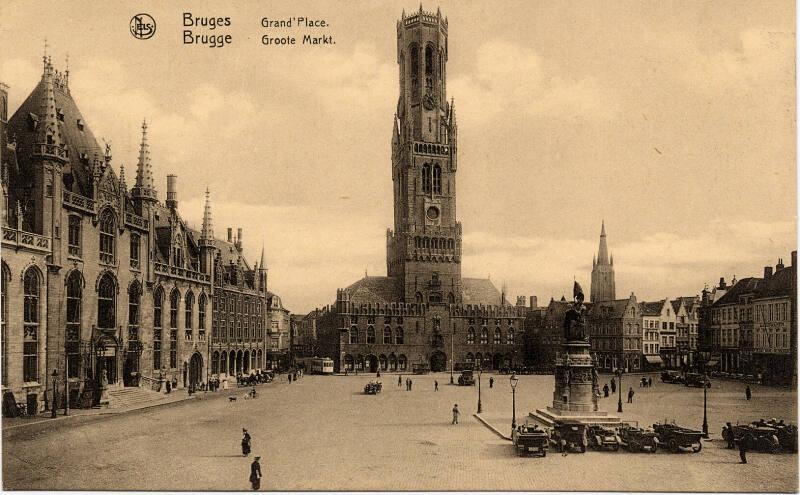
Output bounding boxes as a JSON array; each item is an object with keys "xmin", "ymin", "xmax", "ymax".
[{"xmin": 1, "ymin": 0, "xmax": 795, "ymax": 313}]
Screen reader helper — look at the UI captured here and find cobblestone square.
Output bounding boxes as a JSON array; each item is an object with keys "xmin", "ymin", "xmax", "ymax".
[{"xmin": 3, "ymin": 373, "xmax": 797, "ymax": 492}]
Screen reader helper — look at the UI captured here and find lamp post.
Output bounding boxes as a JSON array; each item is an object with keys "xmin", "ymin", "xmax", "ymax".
[
  {"xmin": 702, "ymin": 373, "xmax": 709, "ymax": 438},
  {"xmin": 510, "ymin": 373, "xmax": 519, "ymax": 432},
  {"xmin": 477, "ymin": 367, "xmax": 483, "ymax": 414},
  {"xmin": 64, "ymin": 352, "xmax": 69, "ymax": 416},
  {"xmin": 616, "ymin": 368, "xmax": 623, "ymax": 413},
  {"xmin": 450, "ymin": 324, "xmax": 455, "ymax": 385},
  {"xmin": 51, "ymin": 369, "xmax": 58, "ymax": 418}
]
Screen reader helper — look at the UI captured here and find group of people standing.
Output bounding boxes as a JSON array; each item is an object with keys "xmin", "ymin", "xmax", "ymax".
[{"xmin": 399, "ymin": 375, "xmax": 414, "ymax": 391}]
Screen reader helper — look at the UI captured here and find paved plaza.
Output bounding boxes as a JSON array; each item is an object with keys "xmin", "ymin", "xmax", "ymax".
[{"xmin": 2, "ymin": 373, "xmax": 797, "ymax": 492}]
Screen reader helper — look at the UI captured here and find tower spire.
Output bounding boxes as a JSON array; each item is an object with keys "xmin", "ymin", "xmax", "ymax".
[
  {"xmin": 119, "ymin": 163, "xmax": 127, "ymax": 190},
  {"xmin": 259, "ymin": 244, "xmax": 266, "ymax": 269},
  {"xmin": 597, "ymin": 221, "xmax": 609, "ymax": 265},
  {"xmin": 33, "ymin": 55, "xmax": 66, "ymax": 160},
  {"xmin": 131, "ymin": 119, "xmax": 157, "ymax": 202},
  {"xmin": 201, "ymin": 187, "xmax": 214, "ymax": 240}
]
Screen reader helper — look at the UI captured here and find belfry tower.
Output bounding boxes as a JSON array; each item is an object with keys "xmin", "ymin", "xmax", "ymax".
[
  {"xmin": 386, "ymin": 7, "xmax": 462, "ymax": 305},
  {"xmin": 590, "ymin": 221, "xmax": 616, "ymax": 302}
]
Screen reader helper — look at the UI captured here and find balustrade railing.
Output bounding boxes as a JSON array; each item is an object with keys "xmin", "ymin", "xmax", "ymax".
[
  {"xmin": 124, "ymin": 211, "xmax": 149, "ymax": 230},
  {"xmin": 1, "ymin": 227, "xmax": 51, "ymax": 252},
  {"xmin": 63, "ymin": 190, "xmax": 95, "ymax": 214}
]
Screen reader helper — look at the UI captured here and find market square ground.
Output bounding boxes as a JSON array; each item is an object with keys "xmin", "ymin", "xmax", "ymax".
[{"xmin": 2, "ymin": 373, "xmax": 797, "ymax": 491}]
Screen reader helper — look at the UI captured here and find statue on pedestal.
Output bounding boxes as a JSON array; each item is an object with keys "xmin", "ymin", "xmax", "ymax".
[
  {"xmin": 563, "ymin": 282, "xmax": 588, "ymax": 342},
  {"xmin": 99, "ymin": 369, "xmax": 110, "ymax": 405}
]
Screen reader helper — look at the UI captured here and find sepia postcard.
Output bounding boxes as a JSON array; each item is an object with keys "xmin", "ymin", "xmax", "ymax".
[{"xmin": 0, "ymin": 0, "xmax": 796, "ymax": 492}]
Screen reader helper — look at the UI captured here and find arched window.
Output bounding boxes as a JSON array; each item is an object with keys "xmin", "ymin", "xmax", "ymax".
[
  {"xmin": 366, "ymin": 326, "xmax": 375, "ymax": 344},
  {"xmin": 170, "ymin": 289, "xmax": 179, "ymax": 330},
  {"xmin": 127, "ymin": 281, "xmax": 140, "ymax": 342},
  {"xmin": 185, "ymin": 291, "xmax": 194, "ymax": 339},
  {"xmin": 1, "ymin": 263, "xmax": 8, "ymax": 386},
  {"xmin": 398, "ymin": 354, "xmax": 408, "ymax": 371},
  {"xmin": 475, "ymin": 353, "xmax": 483, "ymax": 369},
  {"xmin": 99, "ymin": 209, "xmax": 115, "ymax": 264},
  {"xmin": 432, "ymin": 164, "xmax": 442, "ymax": 194},
  {"xmin": 212, "ymin": 351, "xmax": 220, "ymax": 374},
  {"xmin": 494, "ymin": 328, "xmax": 501, "ymax": 345},
  {"xmin": 447, "ymin": 292, "xmax": 455, "ymax": 304},
  {"xmin": 422, "ymin": 164, "xmax": 431, "ymax": 194},
  {"xmin": 153, "ymin": 288, "xmax": 163, "ymax": 370},
  {"xmin": 97, "ymin": 273, "xmax": 116, "ymax": 329},
  {"xmin": 507, "ymin": 328, "xmax": 514, "ymax": 345},
  {"xmin": 198, "ymin": 294, "xmax": 207, "ymax": 338},
  {"xmin": 409, "ymin": 43, "xmax": 419, "ymax": 95},
  {"xmin": 395, "ymin": 327, "xmax": 404, "ymax": 345},
  {"xmin": 388, "ymin": 353, "xmax": 397, "ymax": 371},
  {"xmin": 480, "ymin": 327, "xmax": 488, "ymax": 345},
  {"xmin": 467, "ymin": 327, "xmax": 475, "ymax": 345},
  {"xmin": 66, "ymin": 271, "xmax": 82, "ymax": 344},
  {"xmin": 466, "ymin": 353, "xmax": 474, "ymax": 365},
  {"xmin": 350, "ymin": 326, "xmax": 359, "ymax": 344},
  {"xmin": 68, "ymin": 215, "xmax": 81, "ymax": 257},
  {"xmin": 425, "ymin": 45, "xmax": 434, "ymax": 93},
  {"xmin": 384, "ymin": 326, "xmax": 392, "ymax": 344},
  {"xmin": 23, "ymin": 268, "xmax": 41, "ymax": 383},
  {"xmin": 379, "ymin": 355, "xmax": 388, "ymax": 371},
  {"xmin": 344, "ymin": 354, "xmax": 354, "ymax": 371}
]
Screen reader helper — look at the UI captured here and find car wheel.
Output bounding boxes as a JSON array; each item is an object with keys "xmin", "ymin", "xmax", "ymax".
[
  {"xmin": 669, "ymin": 439, "xmax": 679, "ymax": 453},
  {"xmin": 612, "ymin": 444, "xmax": 619, "ymax": 452}
]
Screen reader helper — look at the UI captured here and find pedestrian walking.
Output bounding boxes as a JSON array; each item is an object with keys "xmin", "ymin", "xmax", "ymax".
[
  {"xmin": 739, "ymin": 432, "xmax": 753, "ymax": 463},
  {"xmin": 610, "ymin": 377, "xmax": 616, "ymax": 394},
  {"xmin": 241, "ymin": 429, "xmax": 252, "ymax": 457},
  {"xmin": 434, "ymin": 380, "xmax": 438, "ymax": 391},
  {"xmin": 398, "ymin": 375, "xmax": 402, "ymax": 387},
  {"xmin": 723, "ymin": 422, "xmax": 735, "ymax": 449},
  {"xmin": 745, "ymin": 385, "xmax": 752, "ymax": 401},
  {"xmin": 452, "ymin": 404, "xmax": 460, "ymax": 424},
  {"xmin": 489, "ymin": 377, "xmax": 494, "ymax": 388},
  {"xmin": 560, "ymin": 438, "xmax": 568, "ymax": 456},
  {"xmin": 249, "ymin": 456, "xmax": 263, "ymax": 490},
  {"xmin": 603, "ymin": 384, "xmax": 609, "ymax": 397},
  {"xmin": 648, "ymin": 377, "xmax": 653, "ymax": 387},
  {"xmin": 406, "ymin": 378, "xmax": 410, "ymax": 391},
  {"xmin": 288, "ymin": 374, "xmax": 292, "ymax": 384},
  {"xmin": 409, "ymin": 379, "xmax": 413, "ymax": 391},
  {"xmin": 172, "ymin": 376, "xmax": 178, "ymax": 391},
  {"xmin": 627, "ymin": 387, "xmax": 634, "ymax": 403}
]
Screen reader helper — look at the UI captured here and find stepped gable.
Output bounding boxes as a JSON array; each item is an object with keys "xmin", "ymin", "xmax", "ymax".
[
  {"xmin": 343, "ymin": 276, "xmax": 402, "ymax": 305},
  {"xmin": 211, "ymin": 237, "xmax": 252, "ymax": 270},
  {"xmin": 640, "ymin": 300, "xmax": 664, "ymax": 316},
  {"xmin": 590, "ymin": 298, "xmax": 631, "ymax": 318},
  {"xmin": 461, "ymin": 277, "xmax": 502, "ymax": 306},
  {"xmin": 8, "ymin": 64, "xmax": 104, "ymax": 197}
]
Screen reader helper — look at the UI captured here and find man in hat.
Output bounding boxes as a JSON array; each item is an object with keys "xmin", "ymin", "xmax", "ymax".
[
  {"xmin": 250, "ymin": 455, "xmax": 263, "ymax": 490},
  {"xmin": 452, "ymin": 404, "xmax": 460, "ymax": 424}
]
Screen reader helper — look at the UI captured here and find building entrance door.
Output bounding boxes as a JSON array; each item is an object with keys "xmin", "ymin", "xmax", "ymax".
[
  {"xmin": 189, "ymin": 353, "xmax": 203, "ymax": 389},
  {"xmin": 96, "ymin": 355, "xmax": 117, "ymax": 385}
]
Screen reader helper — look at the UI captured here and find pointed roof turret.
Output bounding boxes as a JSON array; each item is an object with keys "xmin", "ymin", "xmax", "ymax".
[
  {"xmin": 32, "ymin": 55, "xmax": 67, "ymax": 162},
  {"xmin": 596, "ymin": 220, "xmax": 609, "ymax": 265},
  {"xmin": 119, "ymin": 163, "xmax": 127, "ymax": 190},
  {"xmin": 131, "ymin": 119, "xmax": 157, "ymax": 202},
  {"xmin": 201, "ymin": 187, "xmax": 213, "ymax": 241},
  {"xmin": 259, "ymin": 244, "xmax": 266, "ymax": 270}
]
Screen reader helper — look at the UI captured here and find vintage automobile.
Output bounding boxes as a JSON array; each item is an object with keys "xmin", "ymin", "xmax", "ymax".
[
  {"xmin": 684, "ymin": 373, "xmax": 711, "ymax": 388},
  {"xmin": 458, "ymin": 370, "xmax": 476, "ymax": 386},
  {"xmin": 617, "ymin": 423, "xmax": 659, "ymax": 453},
  {"xmin": 764, "ymin": 419, "xmax": 799, "ymax": 452},
  {"xmin": 550, "ymin": 420, "xmax": 588, "ymax": 453},
  {"xmin": 512, "ymin": 424, "xmax": 550, "ymax": 457},
  {"xmin": 587, "ymin": 425, "xmax": 621, "ymax": 451},
  {"xmin": 652, "ymin": 421, "xmax": 703, "ymax": 452},
  {"xmin": 731, "ymin": 423, "xmax": 781, "ymax": 453},
  {"xmin": 363, "ymin": 381, "xmax": 382, "ymax": 395},
  {"xmin": 660, "ymin": 371, "xmax": 685, "ymax": 384}
]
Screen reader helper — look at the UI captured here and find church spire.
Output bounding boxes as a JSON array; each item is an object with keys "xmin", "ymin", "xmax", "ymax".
[
  {"xmin": 201, "ymin": 187, "xmax": 213, "ymax": 240},
  {"xmin": 131, "ymin": 119, "xmax": 157, "ymax": 202},
  {"xmin": 259, "ymin": 244, "xmax": 266, "ymax": 269},
  {"xmin": 597, "ymin": 220, "xmax": 609, "ymax": 265}
]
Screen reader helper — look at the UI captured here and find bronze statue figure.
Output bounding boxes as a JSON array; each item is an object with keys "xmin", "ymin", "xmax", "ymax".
[{"xmin": 563, "ymin": 281, "xmax": 589, "ymax": 342}]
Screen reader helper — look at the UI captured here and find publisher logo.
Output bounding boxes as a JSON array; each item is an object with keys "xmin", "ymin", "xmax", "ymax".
[{"xmin": 130, "ymin": 14, "xmax": 156, "ymax": 40}]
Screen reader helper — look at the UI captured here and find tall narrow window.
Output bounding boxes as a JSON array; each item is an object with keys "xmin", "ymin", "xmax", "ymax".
[
  {"xmin": 99, "ymin": 209, "xmax": 115, "ymax": 264},
  {"xmin": 494, "ymin": 328, "xmax": 501, "ymax": 345},
  {"xmin": 130, "ymin": 233, "xmax": 140, "ymax": 269},
  {"xmin": 66, "ymin": 271, "xmax": 82, "ymax": 378},
  {"xmin": 422, "ymin": 164, "xmax": 432, "ymax": 194},
  {"xmin": 350, "ymin": 326, "xmax": 359, "ymax": 344},
  {"xmin": 367, "ymin": 326, "xmax": 376, "ymax": 344},
  {"xmin": 170, "ymin": 329, "xmax": 177, "ymax": 369},
  {"xmin": 97, "ymin": 273, "xmax": 116, "ymax": 329},
  {"xmin": 153, "ymin": 288, "xmax": 163, "ymax": 370},
  {"xmin": 409, "ymin": 43, "xmax": 419, "ymax": 96},
  {"xmin": 23, "ymin": 268, "xmax": 40, "ymax": 383},
  {"xmin": 1, "ymin": 264, "xmax": 8, "ymax": 386},
  {"xmin": 68, "ymin": 215, "xmax": 81, "ymax": 257},
  {"xmin": 169, "ymin": 289, "xmax": 179, "ymax": 368},
  {"xmin": 384, "ymin": 326, "xmax": 392, "ymax": 344},
  {"xmin": 185, "ymin": 291, "xmax": 194, "ymax": 340},
  {"xmin": 432, "ymin": 164, "xmax": 442, "ymax": 194},
  {"xmin": 425, "ymin": 45, "xmax": 434, "ymax": 94},
  {"xmin": 467, "ymin": 327, "xmax": 475, "ymax": 345},
  {"xmin": 198, "ymin": 294, "xmax": 207, "ymax": 339},
  {"xmin": 128, "ymin": 282, "xmax": 140, "ymax": 342},
  {"xmin": 170, "ymin": 289, "xmax": 179, "ymax": 330},
  {"xmin": 395, "ymin": 327, "xmax": 404, "ymax": 345},
  {"xmin": 480, "ymin": 327, "xmax": 488, "ymax": 345}
]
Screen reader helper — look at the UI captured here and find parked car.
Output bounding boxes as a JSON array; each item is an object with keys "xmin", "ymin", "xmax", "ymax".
[
  {"xmin": 550, "ymin": 420, "xmax": 588, "ymax": 453},
  {"xmin": 587, "ymin": 425, "xmax": 621, "ymax": 451},
  {"xmin": 652, "ymin": 421, "xmax": 703, "ymax": 452},
  {"xmin": 617, "ymin": 423, "xmax": 659, "ymax": 453},
  {"xmin": 731, "ymin": 423, "xmax": 780, "ymax": 453},
  {"xmin": 684, "ymin": 373, "xmax": 710, "ymax": 388},
  {"xmin": 661, "ymin": 371, "xmax": 685, "ymax": 384},
  {"xmin": 457, "ymin": 370, "xmax": 475, "ymax": 386},
  {"xmin": 512, "ymin": 424, "xmax": 549, "ymax": 457},
  {"xmin": 363, "ymin": 381, "xmax": 382, "ymax": 395},
  {"xmin": 764, "ymin": 419, "xmax": 799, "ymax": 452}
]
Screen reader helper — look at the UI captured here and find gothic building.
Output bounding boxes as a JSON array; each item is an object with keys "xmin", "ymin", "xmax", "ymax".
[
  {"xmin": 590, "ymin": 221, "xmax": 616, "ymax": 303},
  {"xmin": 313, "ymin": 8, "xmax": 526, "ymax": 374},
  {"xmin": 0, "ymin": 55, "xmax": 275, "ymax": 413}
]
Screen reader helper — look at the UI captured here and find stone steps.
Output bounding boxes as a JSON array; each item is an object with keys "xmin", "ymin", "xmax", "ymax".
[
  {"xmin": 529, "ymin": 407, "xmax": 622, "ymax": 427},
  {"xmin": 107, "ymin": 387, "xmax": 169, "ymax": 409}
]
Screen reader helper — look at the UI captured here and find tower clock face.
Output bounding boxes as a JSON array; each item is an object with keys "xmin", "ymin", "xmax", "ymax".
[{"xmin": 426, "ymin": 206, "xmax": 440, "ymax": 220}]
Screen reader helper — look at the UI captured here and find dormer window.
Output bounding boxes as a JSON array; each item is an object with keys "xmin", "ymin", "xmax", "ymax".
[
  {"xmin": 56, "ymin": 108, "xmax": 65, "ymax": 121},
  {"xmin": 77, "ymin": 118, "xmax": 84, "ymax": 131}
]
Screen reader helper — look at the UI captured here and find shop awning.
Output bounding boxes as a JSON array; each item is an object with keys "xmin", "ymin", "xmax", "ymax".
[{"xmin": 645, "ymin": 355, "xmax": 664, "ymax": 365}]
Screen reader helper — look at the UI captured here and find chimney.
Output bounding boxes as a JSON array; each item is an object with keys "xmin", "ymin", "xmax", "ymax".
[
  {"xmin": 530, "ymin": 295, "xmax": 538, "ymax": 309},
  {"xmin": 764, "ymin": 266, "xmax": 773, "ymax": 279},
  {"xmin": 776, "ymin": 258, "xmax": 785, "ymax": 271},
  {"xmin": 719, "ymin": 277, "xmax": 726, "ymax": 289},
  {"xmin": 166, "ymin": 174, "xmax": 178, "ymax": 209},
  {"xmin": 227, "ymin": 227, "xmax": 232, "ymax": 243},
  {"xmin": 792, "ymin": 251, "xmax": 797, "ymax": 268},
  {"xmin": 237, "ymin": 228, "xmax": 243, "ymax": 248}
]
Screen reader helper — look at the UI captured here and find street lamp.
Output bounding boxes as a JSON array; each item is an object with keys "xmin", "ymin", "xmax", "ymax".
[
  {"xmin": 450, "ymin": 324, "xmax": 455, "ymax": 385},
  {"xmin": 510, "ymin": 373, "xmax": 519, "ymax": 432},
  {"xmin": 51, "ymin": 369, "xmax": 58, "ymax": 418},
  {"xmin": 616, "ymin": 368, "xmax": 623, "ymax": 413},
  {"xmin": 702, "ymin": 373, "xmax": 710, "ymax": 438},
  {"xmin": 477, "ymin": 367, "xmax": 483, "ymax": 414}
]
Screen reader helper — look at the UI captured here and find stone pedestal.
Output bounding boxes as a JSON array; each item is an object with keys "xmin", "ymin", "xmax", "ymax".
[{"xmin": 530, "ymin": 341, "xmax": 620, "ymax": 427}]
